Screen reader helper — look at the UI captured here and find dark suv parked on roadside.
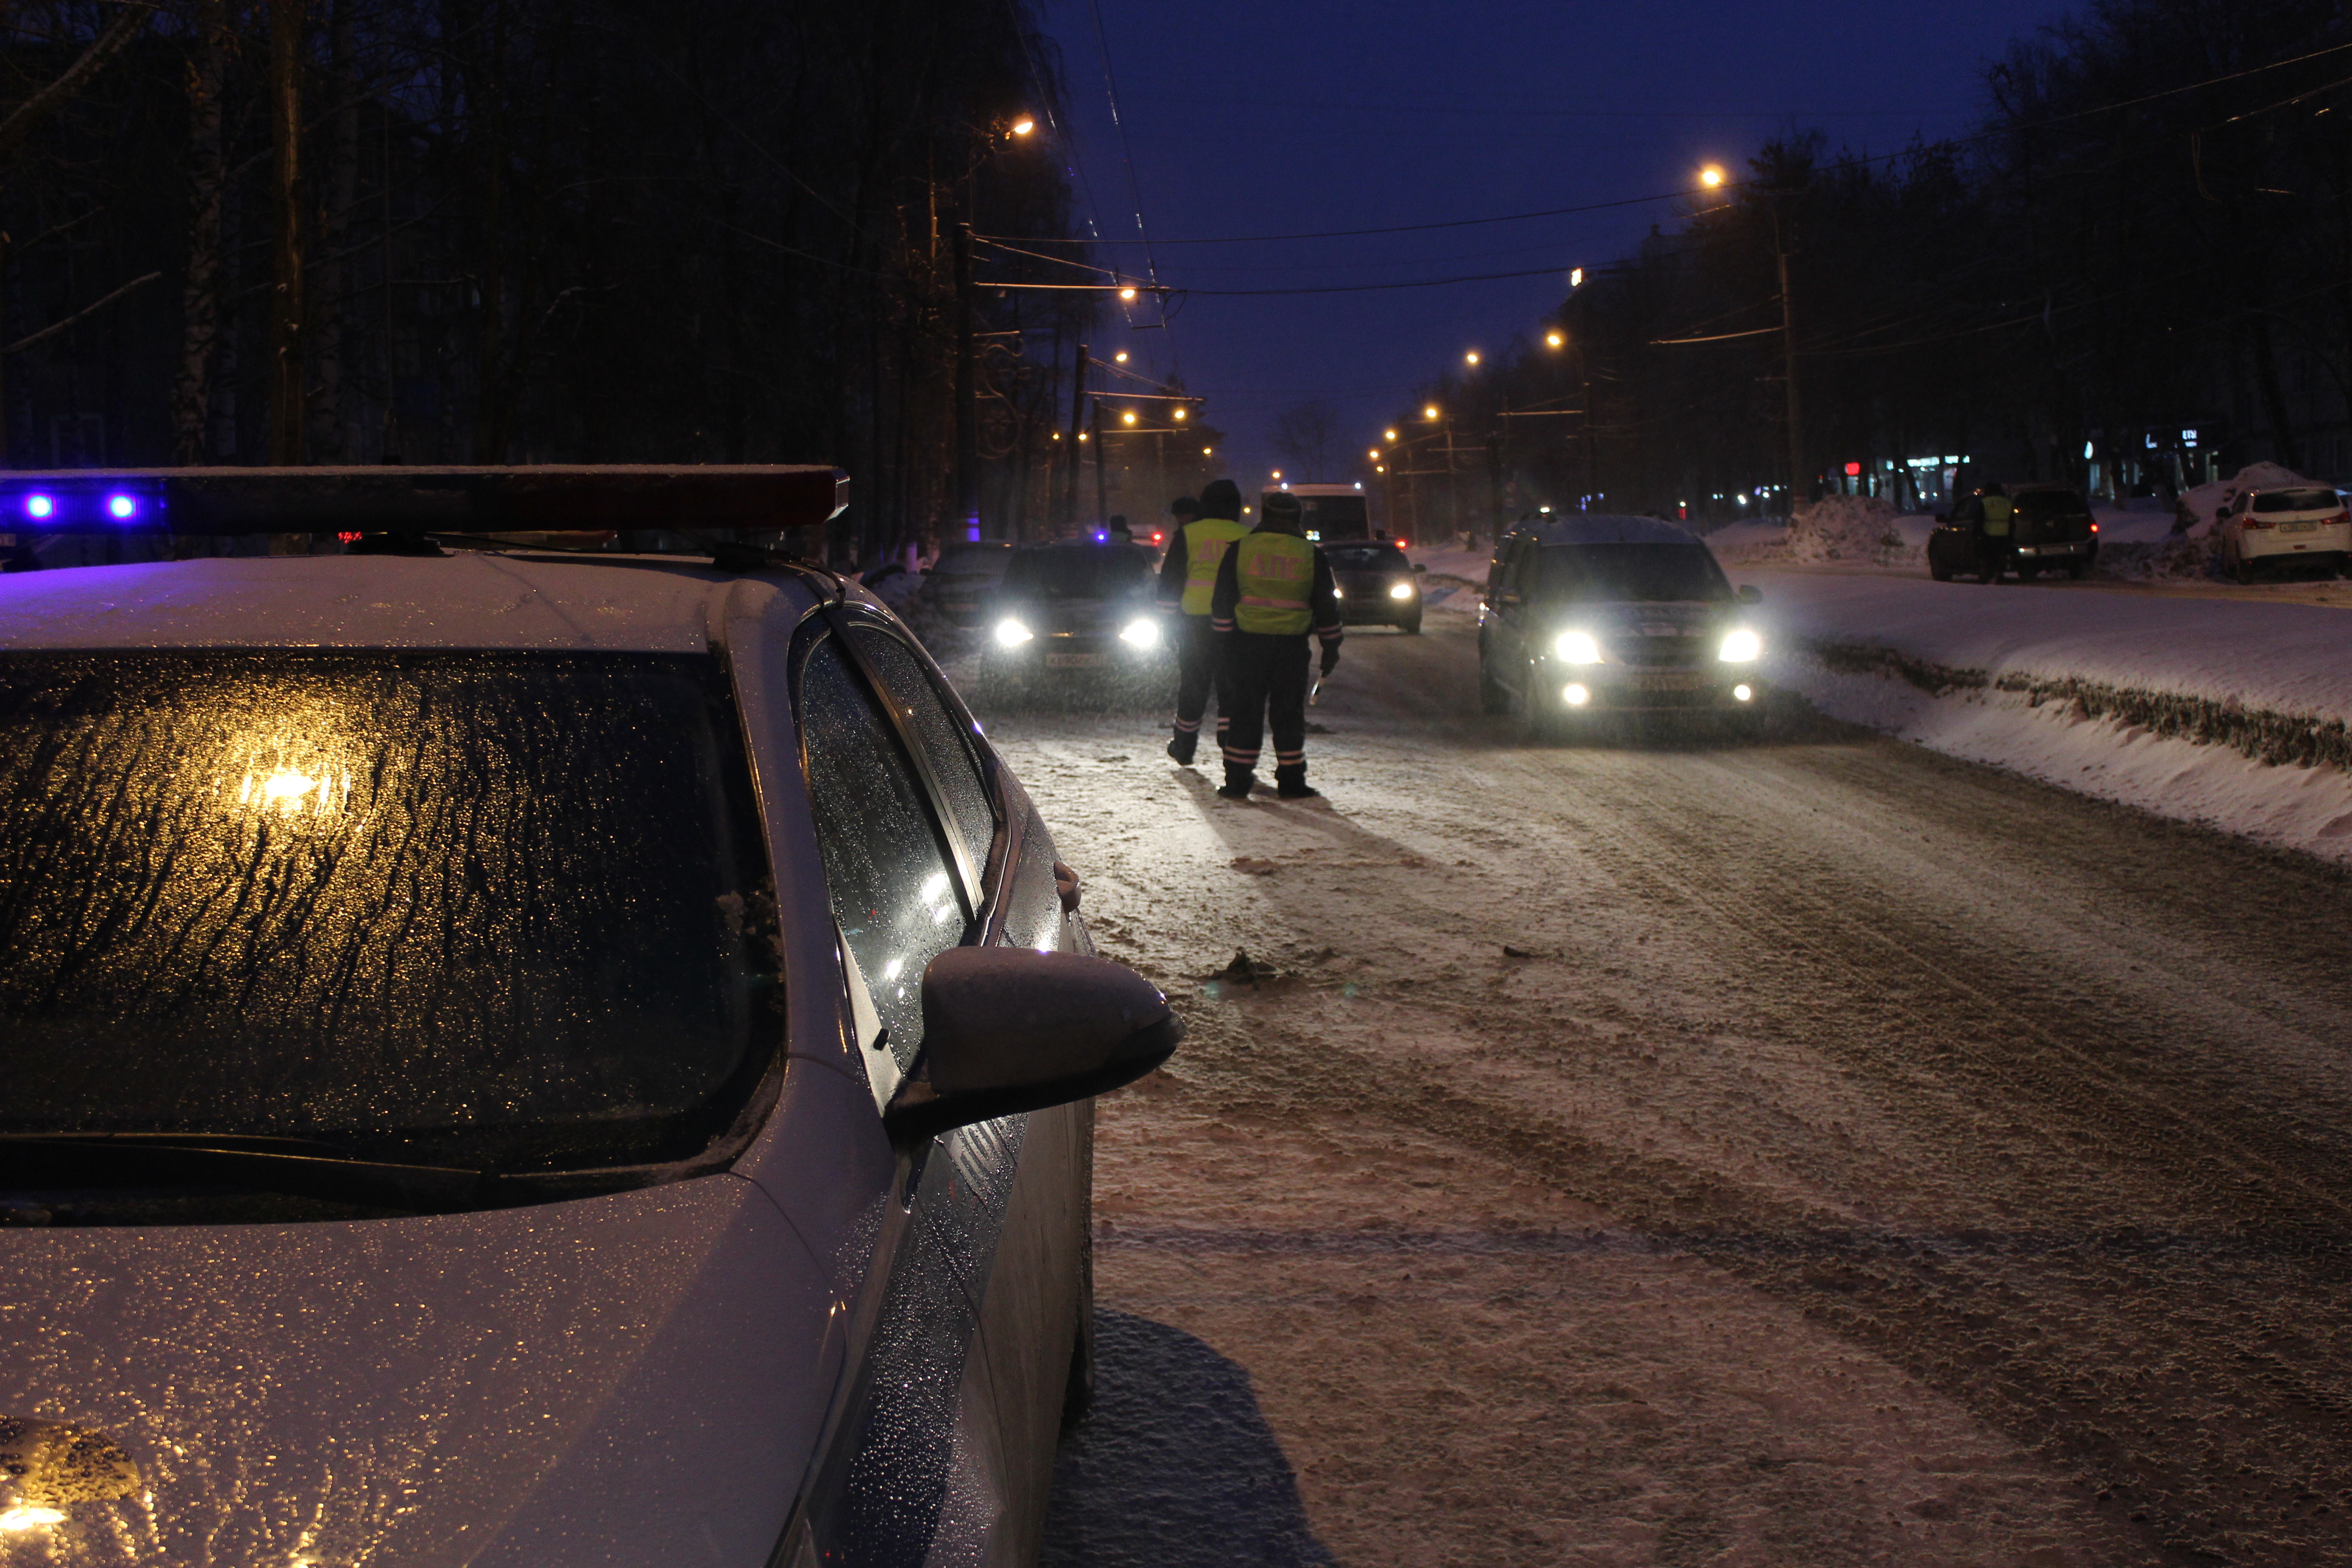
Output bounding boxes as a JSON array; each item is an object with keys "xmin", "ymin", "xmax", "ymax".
[{"xmin": 1928, "ymin": 484, "xmax": 2098, "ymax": 583}]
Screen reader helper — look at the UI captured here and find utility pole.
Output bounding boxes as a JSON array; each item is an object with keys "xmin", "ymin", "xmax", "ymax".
[
  {"xmin": 953, "ymin": 221, "xmax": 976, "ymax": 541},
  {"xmin": 1064, "ymin": 340, "xmax": 1088, "ymax": 537},
  {"xmin": 1091, "ymin": 397, "xmax": 1107, "ymax": 530},
  {"xmin": 1773, "ymin": 204, "xmax": 1805, "ymax": 514},
  {"xmin": 267, "ymin": 0, "xmax": 305, "ymax": 465}
]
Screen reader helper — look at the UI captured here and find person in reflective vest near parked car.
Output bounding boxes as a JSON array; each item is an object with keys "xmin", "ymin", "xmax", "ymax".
[
  {"xmin": 1208, "ymin": 490, "xmax": 1343, "ymax": 800},
  {"xmin": 1154, "ymin": 479, "xmax": 1250, "ymax": 764},
  {"xmin": 1976, "ymin": 485, "xmax": 2014, "ymax": 581}
]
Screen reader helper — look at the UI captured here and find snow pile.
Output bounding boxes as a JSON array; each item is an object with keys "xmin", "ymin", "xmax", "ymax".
[
  {"xmin": 1786, "ymin": 495, "xmax": 1920, "ymax": 567},
  {"xmin": 1754, "ymin": 568, "xmax": 2352, "ymax": 860},
  {"xmin": 1703, "ymin": 518, "xmax": 1790, "ymax": 564}
]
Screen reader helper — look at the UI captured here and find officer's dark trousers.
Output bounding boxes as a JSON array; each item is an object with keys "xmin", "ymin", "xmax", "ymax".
[
  {"xmin": 1219, "ymin": 631, "xmax": 1310, "ymax": 780},
  {"xmin": 1172, "ymin": 615, "xmax": 1225, "ymax": 738}
]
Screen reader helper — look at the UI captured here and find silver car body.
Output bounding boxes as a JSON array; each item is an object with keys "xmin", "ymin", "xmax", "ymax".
[{"xmin": 0, "ymin": 552, "xmax": 1090, "ymax": 1566}]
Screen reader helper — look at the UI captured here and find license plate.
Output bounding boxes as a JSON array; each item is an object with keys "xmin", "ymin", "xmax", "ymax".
[
  {"xmin": 1045, "ymin": 652, "xmax": 1106, "ymax": 669},
  {"xmin": 1631, "ymin": 668, "xmax": 1707, "ymax": 691},
  {"xmin": 2283, "ymin": 521, "xmax": 2320, "ymax": 533}
]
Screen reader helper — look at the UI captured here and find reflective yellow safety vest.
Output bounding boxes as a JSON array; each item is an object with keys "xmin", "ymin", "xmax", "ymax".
[
  {"xmin": 1233, "ymin": 531, "xmax": 1316, "ymax": 635},
  {"xmin": 1981, "ymin": 495, "xmax": 2014, "ymax": 537},
  {"xmin": 1179, "ymin": 517, "xmax": 1250, "ymax": 615}
]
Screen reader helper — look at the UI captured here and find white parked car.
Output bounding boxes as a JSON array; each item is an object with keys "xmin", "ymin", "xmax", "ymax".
[
  {"xmin": 0, "ymin": 468, "xmax": 1177, "ymax": 1567},
  {"xmin": 2216, "ymin": 484, "xmax": 2350, "ymax": 581}
]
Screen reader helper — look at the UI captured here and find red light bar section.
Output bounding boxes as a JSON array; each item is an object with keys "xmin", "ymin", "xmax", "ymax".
[{"xmin": 0, "ymin": 465, "xmax": 848, "ymax": 534}]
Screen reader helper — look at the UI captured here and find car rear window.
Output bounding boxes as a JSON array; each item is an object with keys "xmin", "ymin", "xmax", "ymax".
[
  {"xmin": 1000, "ymin": 547, "xmax": 1152, "ymax": 598},
  {"xmin": 1292, "ymin": 495, "xmax": 1369, "ymax": 540},
  {"xmin": 0, "ymin": 650, "xmax": 773, "ymax": 1172},
  {"xmin": 2014, "ymin": 490, "xmax": 2090, "ymax": 520},
  {"xmin": 1534, "ymin": 543, "xmax": 1733, "ymax": 603},
  {"xmin": 2252, "ymin": 489, "xmax": 2342, "ymax": 514},
  {"xmin": 1323, "ymin": 543, "xmax": 1407, "ymax": 569}
]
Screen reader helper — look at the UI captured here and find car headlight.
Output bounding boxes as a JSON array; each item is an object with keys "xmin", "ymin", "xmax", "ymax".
[
  {"xmin": 1553, "ymin": 629, "xmax": 1602, "ymax": 665},
  {"xmin": 1719, "ymin": 628, "xmax": 1763, "ymax": 663},
  {"xmin": 1119, "ymin": 617, "xmax": 1161, "ymax": 648},
  {"xmin": 993, "ymin": 617, "xmax": 1034, "ymax": 647},
  {"xmin": 1388, "ymin": 581, "xmax": 1415, "ymax": 600}
]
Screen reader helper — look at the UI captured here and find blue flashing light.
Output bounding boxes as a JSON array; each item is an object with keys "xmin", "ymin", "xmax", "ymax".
[
  {"xmin": 23, "ymin": 493, "xmax": 54, "ymax": 519},
  {"xmin": 106, "ymin": 493, "xmax": 138, "ymax": 520}
]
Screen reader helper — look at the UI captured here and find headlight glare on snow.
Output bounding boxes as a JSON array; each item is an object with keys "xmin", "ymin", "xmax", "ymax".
[
  {"xmin": 1388, "ymin": 581, "xmax": 1415, "ymax": 600},
  {"xmin": 1118, "ymin": 617, "xmax": 1161, "ymax": 649},
  {"xmin": 993, "ymin": 617, "xmax": 1034, "ymax": 647},
  {"xmin": 1553, "ymin": 629, "xmax": 1603, "ymax": 665},
  {"xmin": 1719, "ymin": 627, "xmax": 1763, "ymax": 663}
]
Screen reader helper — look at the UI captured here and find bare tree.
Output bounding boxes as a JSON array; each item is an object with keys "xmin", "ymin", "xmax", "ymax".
[{"xmin": 1271, "ymin": 397, "xmax": 1342, "ymax": 479}]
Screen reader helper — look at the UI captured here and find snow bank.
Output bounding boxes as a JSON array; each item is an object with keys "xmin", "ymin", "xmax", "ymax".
[
  {"xmin": 1710, "ymin": 499, "xmax": 1931, "ymax": 570},
  {"xmin": 1750, "ymin": 568, "xmax": 2352, "ymax": 860},
  {"xmin": 2088, "ymin": 462, "xmax": 2326, "ymax": 581}
]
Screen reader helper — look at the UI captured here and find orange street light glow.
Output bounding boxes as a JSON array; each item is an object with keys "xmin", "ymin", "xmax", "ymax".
[
  {"xmin": 1423, "ymin": 405, "xmax": 1439, "ymax": 420},
  {"xmin": 1700, "ymin": 165, "xmax": 1726, "ymax": 188},
  {"xmin": 1546, "ymin": 331, "xmax": 1565, "ymax": 348},
  {"xmin": 1117, "ymin": 286, "xmax": 1137, "ymax": 300},
  {"xmin": 1010, "ymin": 117, "xmax": 1035, "ymax": 137}
]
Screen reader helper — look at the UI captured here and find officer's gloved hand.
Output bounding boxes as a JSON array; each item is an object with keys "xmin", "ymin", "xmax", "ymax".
[{"xmin": 1319, "ymin": 643, "xmax": 1341, "ymax": 678}]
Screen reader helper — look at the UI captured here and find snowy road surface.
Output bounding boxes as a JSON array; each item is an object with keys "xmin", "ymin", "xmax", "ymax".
[{"xmin": 1007, "ymin": 608, "xmax": 2352, "ymax": 1567}]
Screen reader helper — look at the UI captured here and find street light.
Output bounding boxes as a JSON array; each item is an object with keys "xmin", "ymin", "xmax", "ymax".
[
  {"xmin": 1383, "ymin": 428, "xmax": 1398, "ymax": 442},
  {"xmin": 1122, "ymin": 410, "xmax": 1137, "ymax": 425},
  {"xmin": 1465, "ymin": 350, "xmax": 1480, "ymax": 366},
  {"xmin": 1172, "ymin": 407, "xmax": 1188, "ymax": 421},
  {"xmin": 1113, "ymin": 350, "xmax": 1128, "ymax": 362},
  {"xmin": 1700, "ymin": 164, "xmax": 1726, "ymax": 189},
  {"xmin": 1117, "ymin": 286, "xmax": 1137, "ymax": 301},
  {"xmin": 1422, "ymin": 405, "xmax": 1439, "ymax": 421},
  {"xmin": 1010, "ymin": 117, "xmax": 1036, "ymax": 137},
  {"xmin": 1368, "ymin": 448, "xmax": 1381, "ymax": 460},
  {"xmin": 1545, "ymin": 330, "xmax": 1565, "ymax": 349}
]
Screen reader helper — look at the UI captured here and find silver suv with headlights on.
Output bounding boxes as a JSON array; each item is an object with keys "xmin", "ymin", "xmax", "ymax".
[
  {"xmin": 980, "ymin": 542, "xmax": 1171, "ymax": 701},
  {"xmin": 1477, "ymin": 514, "xmax": 1766, "ymax": 739}
]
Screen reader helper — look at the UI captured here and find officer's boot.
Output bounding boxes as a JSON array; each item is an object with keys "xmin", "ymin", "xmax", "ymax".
[
  {"xmin": 1166, "ymin": 727, "xmax": 1197, "ymax": 766},
  {"xmin": 1274, "ymin": 762, "xmax": 1319, "ymax": 800},
  {"xmin": 1216, "ymin": 764, "xmax": 1255, "ymax": 800}
]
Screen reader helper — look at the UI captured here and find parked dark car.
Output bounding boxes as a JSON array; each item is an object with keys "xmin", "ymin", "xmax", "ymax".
[
  {"xmin": 1322, "ymin": 539, "xmax": 1426, "ymax": 632},
  {"xmin": 977, "ymin": 542, "xmax": 1171, "ymax": 698},
  {"xmin": 1929, "ymin": 484, "xmax": 2098, "ymax": 583},
  {"xmin": 919, "ymin": 540, "xmax": 1016, "ymax": 627},
  {"xmin": 1477, "ymin": 514, "xmax": 1766, "ymax": 740}
]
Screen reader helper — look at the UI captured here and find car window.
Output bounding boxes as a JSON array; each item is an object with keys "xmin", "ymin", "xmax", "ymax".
[
  {"xmin": 844, "ymin": 622, "xmax": 997, "ymax": 882},
  {"xmin": 1535, "ymin": 543, "xmax": 1733, "ymax": 603},
  {"xmin": 0, "ymin": 650, "xmax": 774, "ymax": 1171},
  {"xmin": 2014, "ymin": 491, "xmax": 2090, "ymax": 521},
  {"xmin": 1324, "ymin": 543, "xmax": 1406, "ymax": 569},
  {"xmin": 2253, "ymin": 489, "xmax": 2341, "ymax": 514},
  {"xmin": 799, "ymin": 634, "xmax": 967, "ymax": 1070},
  {"xmin": 932, "ymin": 545, "xmax": 1010, "ymax": 577},
  {"xmin": 1000, "ymin": 547, "xmax": 1152, "ymax": 599}
]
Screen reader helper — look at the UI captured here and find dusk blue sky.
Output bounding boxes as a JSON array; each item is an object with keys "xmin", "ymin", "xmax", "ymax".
[{"xmin": 1034, "ymin": 0, "xmax": 2085, "ymax": 488}]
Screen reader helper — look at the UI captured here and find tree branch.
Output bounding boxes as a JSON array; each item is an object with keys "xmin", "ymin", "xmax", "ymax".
[
  {"xmin": 0, "ymin": 4, "xmax": 155, "ymax": 166},
  {"xmin": 4, "ymin": 270, "xmax": 162, "ymax": 356}
]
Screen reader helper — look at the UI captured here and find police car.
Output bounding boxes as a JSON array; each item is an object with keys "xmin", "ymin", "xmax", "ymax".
[
  {"xmin": 1477, "ymin": 513, "xmax": 1767, "ymax": 739},
  {"xmin": 0, "ymin": 467, "xmax": 1178, "ymax": 1566}
]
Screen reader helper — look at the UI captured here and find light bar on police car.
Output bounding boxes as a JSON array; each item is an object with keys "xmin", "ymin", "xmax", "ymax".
[{"xmin": 0, "ymin": 465, "xmax": 848, "ymax": 534}]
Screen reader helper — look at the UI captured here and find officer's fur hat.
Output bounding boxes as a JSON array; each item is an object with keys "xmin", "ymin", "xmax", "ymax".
[{"xmin": 1199, "ymin": 478, "xmax": 1242, "ymax": 519}]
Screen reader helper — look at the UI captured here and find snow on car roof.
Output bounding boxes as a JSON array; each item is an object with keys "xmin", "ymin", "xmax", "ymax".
[
  {"xmin": 0, "ymin": 551, "xmax": 812, "ymax": 652},
  {"xmin": 1511, "ymin": 514, "xmax": 1703, "ymax": 546}
]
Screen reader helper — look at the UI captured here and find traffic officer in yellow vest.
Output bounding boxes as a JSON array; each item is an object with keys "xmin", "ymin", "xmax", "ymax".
[
  {"xmin": 1208, "ymin": 490, "xmax": 1343, "ymax": 800},
  {"xmin": 1976, "ymin": 484, "xmax": 2015, "ymax": 583},
  {"xmin": 1154, "ymin": 478, "xmax": 1251, "ymax": 764}
]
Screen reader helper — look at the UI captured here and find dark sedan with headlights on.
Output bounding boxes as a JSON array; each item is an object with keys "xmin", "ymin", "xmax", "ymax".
[
  {"xmin": 1322, "ymin": 538, "xmax": 1426, "ymax": 633},
  {"xmin": 1477, "ymin": 514, "xmax": 1767, "ymax": 740},
  {"xmin": 977, "ymin": 541, "xmax": 1172, "ymax": 701}
]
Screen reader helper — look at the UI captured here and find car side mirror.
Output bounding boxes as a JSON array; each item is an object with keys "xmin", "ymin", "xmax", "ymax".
[
  {"xmin": 883, "ymin": 947, "xmax": 1182, "ymax": 1141},
  {"xmin": 1736, "ymin": 584, "xmax": 1762, "ymax": 605}
]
